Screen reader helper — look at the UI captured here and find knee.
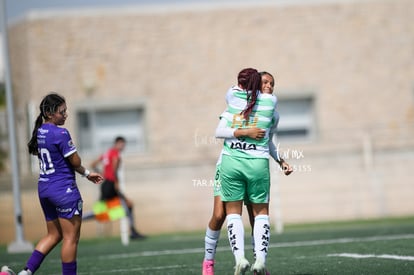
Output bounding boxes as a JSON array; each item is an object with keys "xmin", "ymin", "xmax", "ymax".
[
  {"xmin": 213, "ymin": 209, "xmax": 226, "ymax": 222},
  {"xmin": 209, "ymin": 210, "xmax": 226, "ymax": 230},
  {"xmin": 48, "ymin": 232, "xmax": 63, "ymax": 244},
  {"xmin": 63, "ymin": 233, "xmax": 80, "ymax": 245}
]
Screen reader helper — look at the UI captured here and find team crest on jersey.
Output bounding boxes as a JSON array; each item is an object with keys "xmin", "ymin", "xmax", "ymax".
[
  {"xmin": 68, "ymin": 140, "xmax": 75, "ymax": 147},
  {"xmin": 231, "ymin": 114, "xmax": 258, "ymax": 128}
]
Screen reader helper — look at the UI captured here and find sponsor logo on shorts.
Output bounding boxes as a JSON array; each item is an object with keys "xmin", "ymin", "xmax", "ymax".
[{"xmin": 57, "ymin": 207, "xmax": 73, "ymax": 213}]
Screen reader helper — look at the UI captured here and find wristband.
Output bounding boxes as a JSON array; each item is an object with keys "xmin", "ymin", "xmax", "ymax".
[{"xmin": 82, "ymin": 169, "xmax": 90, "ymax": 177}]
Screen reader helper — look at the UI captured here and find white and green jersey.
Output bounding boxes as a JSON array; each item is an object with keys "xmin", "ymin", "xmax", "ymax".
[{"xmin": 219, "ymin": 86, "xmax": 277, "ymax": 159}]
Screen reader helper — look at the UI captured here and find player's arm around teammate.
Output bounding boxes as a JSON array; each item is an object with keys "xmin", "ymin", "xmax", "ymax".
[
  {"xmin": 244, "ymin": 71, "xmax": 293, "ymax": 233},
  {"xmin": 219, "ymin": 69, "xmax": 293, "ymax": 274},
  {"xmin": 261, "ymin": 70, "xmax": 293, "ymax": 176},
  {"xmin": 203, "ymin": 68, "xmax": 270, "ymax": 275}
]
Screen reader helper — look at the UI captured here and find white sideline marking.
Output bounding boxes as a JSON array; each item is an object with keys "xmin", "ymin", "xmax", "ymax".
[
  {"xmin": 98, "ymin": 233, "xmax": 414, "ymax": 260},
  {"xmin": 328, "ymin": 253, "xmax": 414, "ymax": 261},
  {"xmin": 78, "ymin": 265, "xmax": 187, "ymax": 274},
  {"xmin": 270, "ymin": 234, "xmax": 414, "ymax": 248}
]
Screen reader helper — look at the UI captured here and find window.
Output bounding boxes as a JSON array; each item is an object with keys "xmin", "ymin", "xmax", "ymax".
[
  {"xmin": 76, "ymin": 103, "xmax": 146, "ymax": 154},
  {"xmin": 276, "ymin": 96, "xmax": 315, "ymax": 140}
]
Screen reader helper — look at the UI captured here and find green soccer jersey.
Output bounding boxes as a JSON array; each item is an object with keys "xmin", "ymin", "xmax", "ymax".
[{"xmin": 220, "ymin": 86, "xmax": 277, "ymax": 159}]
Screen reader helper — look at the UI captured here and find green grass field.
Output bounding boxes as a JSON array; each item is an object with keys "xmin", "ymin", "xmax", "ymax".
[{"xmin": 1, "ymin": 217, "xmax": 414, "ymax": 274}]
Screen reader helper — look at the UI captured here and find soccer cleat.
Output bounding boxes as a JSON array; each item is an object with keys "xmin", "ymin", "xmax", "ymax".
[
  {"xmin": 130, "ymin": 231, "xmax": 146, "ymax": 240},
  {"xmin": 1, "ymin": 266, "xmax": 16, "ymax": 275},
  {"xmin": 234, "ymin": 257, "xmax": 250, "ymax": 275},
  {"xmin": 130, "ymin": 228, "xmax": 147, "ymax": 240},
  {"xmin": 17, "ymin": 270, "xmax": 32, "ymax": 275},
  {"xmin": 251, "ymin": 259, "xmax": 266, "ymax": 275},
  {"xmin": 202, "ymin": 259, "xmax": 214, "ymax": 275}
]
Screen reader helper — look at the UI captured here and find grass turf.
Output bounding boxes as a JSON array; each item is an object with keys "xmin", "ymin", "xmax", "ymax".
[{"xmin": 1, "ymin": 216, "xmax": 413, "ymax": 274}]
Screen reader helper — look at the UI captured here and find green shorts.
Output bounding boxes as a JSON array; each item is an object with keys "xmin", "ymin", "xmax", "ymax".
[
  {"xmin": 219, "ymin": 154, "xmax": 270, "ymax": 203},
  {"xmin": 213, "ymin": 165, "xmax": 222, "ymax": 197}
]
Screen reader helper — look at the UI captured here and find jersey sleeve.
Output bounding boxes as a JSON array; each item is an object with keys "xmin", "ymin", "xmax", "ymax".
[
  {"xmin": 56, "ymin": 128, "xmax": 77, "ymax": 158},
  {"xmin": 268, "ymin": 132, "xmax": 280, "ymax": 162},
  {"xmin": 268, "ymin": 111, "xmax": 281, "ymax": 162},
  {"xmin": 215, "ymin": 117, "xmax": 237, "ymax": 138}
]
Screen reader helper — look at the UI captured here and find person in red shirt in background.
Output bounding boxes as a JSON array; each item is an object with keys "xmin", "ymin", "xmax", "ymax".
[{"xmin": 91, "ymin": 136, "xmax": 146, "ymax": 240}]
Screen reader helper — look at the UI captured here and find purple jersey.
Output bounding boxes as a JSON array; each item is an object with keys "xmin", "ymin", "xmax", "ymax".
[
  {"xmin": 36, "ymin": 123, "xmax": 83, "ymax": 220},
  {"xmin": 37, "ymin": 123, "xmax": 77, "ymax": 184}
]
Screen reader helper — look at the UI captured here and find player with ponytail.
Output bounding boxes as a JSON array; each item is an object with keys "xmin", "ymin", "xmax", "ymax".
[
  {"xmin": 27, "ymin": 93, "xmax": 66, "ymax": 155},
  {"xmin": 6, "ymin": 93, "xmax": 103, "ymax": 275},
  {"xmin": 237, "ymin": 68, "xmax": 262, "ymax": 120},
  {"xmin": 202, "ymin": 68, "xmax": 292, "ymax": 275}
]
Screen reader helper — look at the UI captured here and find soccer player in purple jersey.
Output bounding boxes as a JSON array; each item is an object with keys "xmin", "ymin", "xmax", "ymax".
[{"xmin": 7, "ymin": 93, "xmax": 103, "ymax": 275}]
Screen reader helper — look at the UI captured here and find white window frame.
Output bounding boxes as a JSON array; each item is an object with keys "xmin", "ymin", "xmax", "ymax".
[
  {"xmin": 74, "ymin": 99, "xmax": 146, "ymax": 155},
  {"xmin": 276, "ymin": 94, "xmax": 316, "ymax": 141}
]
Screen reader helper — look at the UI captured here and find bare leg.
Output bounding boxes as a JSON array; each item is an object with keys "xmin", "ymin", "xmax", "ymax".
[
  {"xmin": 22, "ymin": 219, "xmax": 62, "ymax": 273},
  {"xmin": 35, "ymin": 219, "xmax": 63, "ymax": 254},
  {"xmin": 251, "ymin": 203, "xmax": 269, "ymax": 217},
  {"xmin": 58, "ymin": 216, "xmax": 81, "ymax": 263},
  {"xmin": 208, "ymin": 195, "xmax": 226, "ymax": 230},
  {"xmin": 224, "ymin": 200, "xmax": 243, "ymax": 215},
  {"xmin": 203, "ymin": 196, "xmax": 226, "ymax": 264}
]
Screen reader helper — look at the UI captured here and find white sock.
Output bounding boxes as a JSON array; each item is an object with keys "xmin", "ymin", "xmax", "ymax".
[
  {"xmin": 204, "ymin": 227, "xmax": 221, "ymax": 260},
  {"xmin": 227, "ymin": 214, "xmax": 245, "ymax": 261},
  {"xmin": 253, "ymin": 215, "xmax": 270, "ymax": 264},
  {"xmin": 251, "ymin": 234, "xmax": 256, "ymax": 259}
]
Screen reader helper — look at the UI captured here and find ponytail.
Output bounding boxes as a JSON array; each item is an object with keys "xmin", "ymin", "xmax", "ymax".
[
  {"xmin": 27, "ymin": 92, "xmax": 66, "ymax": 155},
  {"xmin": 28, "ymin": 115, "xmax": 44, "ymax": 155},
  {"xmin": 237, "ymin": 68, "xmax": 261, "ymax": 120}
]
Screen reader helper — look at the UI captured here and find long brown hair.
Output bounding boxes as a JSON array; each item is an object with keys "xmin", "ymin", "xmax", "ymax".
[
  {"xmin": 237, "ymin": 68, "xmax": 261, "ymax": 119},
  {"xmin": 27, "ymin": 93, "xmax": 66, "ymax": 155}
]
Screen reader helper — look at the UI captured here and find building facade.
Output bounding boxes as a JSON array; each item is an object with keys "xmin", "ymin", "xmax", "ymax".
[{"xmin": 1, "ymin": 0, "xmax": 414, "ymax": 243}]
